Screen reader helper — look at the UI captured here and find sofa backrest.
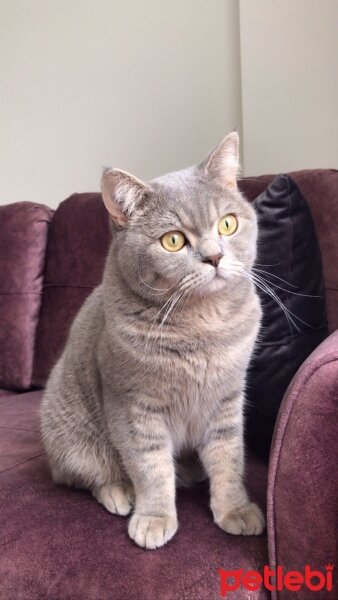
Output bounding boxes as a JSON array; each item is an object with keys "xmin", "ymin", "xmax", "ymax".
[
  {"xmin": 32, "ymin": 193, "xmax": 110, "ymax": 387},
  {"xmin": 2, "ymin": 169, "xmax": 335, "ymax": 391}
]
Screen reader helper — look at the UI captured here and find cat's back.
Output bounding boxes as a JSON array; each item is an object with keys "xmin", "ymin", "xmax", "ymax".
[
  {"xmin": 65, "ymin": 284, "xmax": 105, "ymax": 366},
  {"xmin": 43, "ymin": 284, "xmax": 105, "ymax": 404},
  {"xmin": 40, "ymin": 284, "xmax": 111, "ymax": 473}
]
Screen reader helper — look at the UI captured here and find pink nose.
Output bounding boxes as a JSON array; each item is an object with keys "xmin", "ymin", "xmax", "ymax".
[{"xmin": 202, "ymin": 253, "xmax": 223, "ymax": 267}]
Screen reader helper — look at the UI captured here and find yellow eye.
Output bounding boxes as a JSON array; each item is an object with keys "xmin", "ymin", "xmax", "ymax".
[
  {"xmin": 218, "ymin": 214, "xmax": 238, "ymax": 236},
  {"xmin": 161, "ymin": 231, "xmax": 186, "ymax": 252}
]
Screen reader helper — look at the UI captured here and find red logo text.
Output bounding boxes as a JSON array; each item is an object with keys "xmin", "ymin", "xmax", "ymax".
[{"xmin": 218, "ymin": 564, "xmax": 334, "ymax": 596}]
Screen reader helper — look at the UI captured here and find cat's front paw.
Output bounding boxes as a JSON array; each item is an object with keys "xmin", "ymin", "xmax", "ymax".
[
  {"xmin": 128, "ymin": 513, "xmax": 178, "ymax": 549},
  {"xmin": 216, "ymin": 502, "xmax": 265, "ymax": 536}
]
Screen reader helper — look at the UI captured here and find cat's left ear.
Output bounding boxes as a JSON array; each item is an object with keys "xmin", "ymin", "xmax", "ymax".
[
  {"xmin": 201, "ymin": 131, "xmax": 240, "ymax": 190},
  {"xmin": 101, "ymin": 168, "xmax": 151, "ymax": 228}
]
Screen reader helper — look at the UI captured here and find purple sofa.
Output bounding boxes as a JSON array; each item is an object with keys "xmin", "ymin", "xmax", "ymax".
[{"xmin": 0, "ymin": 170, "xmax": 337, "ymax": 600}]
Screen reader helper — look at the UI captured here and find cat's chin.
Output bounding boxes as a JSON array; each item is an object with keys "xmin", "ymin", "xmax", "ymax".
[{"xmin": 198, "ymin": 274, "xmax": 227, "ymax": 295}]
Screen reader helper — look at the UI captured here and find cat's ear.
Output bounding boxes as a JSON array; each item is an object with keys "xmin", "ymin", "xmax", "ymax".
[
  {"xmin": 101, "ymin": 168, "xmax": 151, "ymax": 228},
  {"xmin": 201, "ymin": 131, "xmax": 240, "ymax": 190}
]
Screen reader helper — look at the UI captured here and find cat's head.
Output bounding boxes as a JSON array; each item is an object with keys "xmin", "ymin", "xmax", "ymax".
[{"xmin": 101, "ymin": 132, "xmax": 257, "ymax": 302}]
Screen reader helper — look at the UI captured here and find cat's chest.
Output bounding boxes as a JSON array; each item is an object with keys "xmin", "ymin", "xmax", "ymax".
[
  {"xmin": 157, "ymin": 306, "xmax": 249, "ymax": 391},
  {"xmin": 165, "ymin": 347, "xmax": 231, "ymax": 451},
  {"xmin": 163, "ymin": 336, "xmax": 237, "ymax": 402},
  {"xmin": 163, "ymin": 336, "xmax": 249, "ymax": 452}
]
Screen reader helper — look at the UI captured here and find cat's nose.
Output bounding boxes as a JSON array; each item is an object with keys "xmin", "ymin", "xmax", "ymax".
[{"xmin": 202, "ymin": 252, "xmax": 223, "ymax": 268}]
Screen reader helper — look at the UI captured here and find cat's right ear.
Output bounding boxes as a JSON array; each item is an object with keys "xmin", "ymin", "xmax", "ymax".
[
  {"xmin": 101, "ymin": 168, "xmax": 151, "ymax": 228},
  {"xmin": 199, "ymin": 131, "xmax": 240, "ymax": 190}
]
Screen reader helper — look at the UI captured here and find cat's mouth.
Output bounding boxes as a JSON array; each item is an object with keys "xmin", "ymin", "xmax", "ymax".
[
  {"xmin": 195, "ymin": 268, "xmax": 228, "ymax": 295},
  {"xmin": 173, "ymin": 265, "xmax": 242, "ymax": 299}
]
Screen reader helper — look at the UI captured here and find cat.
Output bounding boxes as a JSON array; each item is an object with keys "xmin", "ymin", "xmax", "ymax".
[{"xmin": 40, "ymin": 131, "xmax": 265, "ymax": 549}]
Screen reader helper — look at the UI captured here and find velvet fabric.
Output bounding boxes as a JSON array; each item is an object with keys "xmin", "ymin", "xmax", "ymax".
[
  {"xmin": 267, "ymin": 329, "xmax": 338, "ymax": 599},
  {"xmin": 246, "ymin": 175, "xmax": 328, "ymax": 459},
  {"xmin": 0, "ymin": 203, "xmax": 53, "ymax": 390},
  {"xmin": 0, "ymin": 389, "xmax": 16, "ymax": 397},
  {"xmin": 0, "ymin": 391, "xmax": 269, "ymax": 600},
  {"xmin": 32, "ymin": 193, "xmax": 110, "ymax": 387}
]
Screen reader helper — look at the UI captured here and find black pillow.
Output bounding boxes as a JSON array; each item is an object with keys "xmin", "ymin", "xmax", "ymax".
[{"xmin": 246, "ymin": 174, "xmax": 328, "ymax": 460}]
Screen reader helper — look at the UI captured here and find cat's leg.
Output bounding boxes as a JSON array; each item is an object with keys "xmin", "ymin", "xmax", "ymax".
[
  {"xmin": 126, "ymin": 447, "xmax": 177, "ymax": 549},
  {"xmin": 117, "ymin": 405, "xmax": 177, "ymax": 549},
  {"xmin": 51, "ymin": 456, "xmax": 134, "ymax": 516},
  {"xmin": 42, "ymin": 362, "xmax": 133, "ymax": 514},
  {"xmin": 198, "ymin": 392, "xmax": 265, "ymax": 535},
  {"xmin": 48, "ymin": 434, "xmax": 134, "ymax": 516},
  {"xmin": 52, "ymin": 457, "xmax": 133, "ymax": 516}
]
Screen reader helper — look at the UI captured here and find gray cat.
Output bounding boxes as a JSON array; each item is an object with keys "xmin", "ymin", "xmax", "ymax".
[{"xmin": 41, "ymin": 132, "xmax": 265, "ymax": 549}]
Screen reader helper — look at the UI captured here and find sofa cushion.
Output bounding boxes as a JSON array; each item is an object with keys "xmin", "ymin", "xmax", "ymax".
[
  {"xmin": 0, "ymin": 202, "xmax": 53, "ymax": 390},
  {"xmin": 32, "ymin": 193, "xmax": 110, "ymax": 387},
  {"xmin": 239, "ymin": 169, "xmax": 338, "ymax": 333},
  {"xmin": 0, "ymin": 390, "xmax": 269, "ymax": 599},
  {"xmin": 244, "ymin": 175, "xmax": 328, "ymax": 459}
]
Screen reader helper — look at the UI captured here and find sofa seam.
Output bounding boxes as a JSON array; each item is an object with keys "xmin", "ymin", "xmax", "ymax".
[
  {"xmin": 0, "ymin": 291, "xmax": 42, "ymax": 296},
  {"xmin": 0, "ymin": 425, "xmax": 39, "ymax": 433},
  {"xmin": 0, "ymin": 452, "xmax": 44, "ymax": 475},
  {"xmin": 43, "ymin": 283, "xmax": 96, "ymax": 289},
  {"xmin": 31, "ymin": 211, "xmax": 55, "ymax": 385},
  {"xmin": 268, "ymin": 353, "xmax": 338, "ymax": 600}
]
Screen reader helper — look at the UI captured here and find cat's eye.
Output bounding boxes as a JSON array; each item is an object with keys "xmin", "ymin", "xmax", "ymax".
[
  {"xmin": 218, "ymin": 214, "xmax": 238, "ymax": 236},
  {"xmin": 161, "ymin": 231, "xmax": 186, "ymax": 252}
]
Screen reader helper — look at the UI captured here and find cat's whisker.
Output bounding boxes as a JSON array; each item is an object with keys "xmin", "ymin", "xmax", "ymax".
[
  {"xmin": 243, "ymin": 271, "xmax": 298, "ymax": 334},
  {"xmin": 158, "ymin": 291, "xmax": 183, "ymax": 330},
  {"xmin": 157, "ymin": 272, "xmax": 201, "ymax": 329},
  {"xmin": 157, "ymin": 276, "xmax": 202, "ymax": 333},
  {"xmin": 155, "ymin": 291, "xmax": 188, "ymax": 363},
  {"xmin": 152, "ymin": 288, "xmax": 181, "ymax": 322},
  {"xmin": 143, "ymin": 295, "xmax": 171, "ymax": 354},
  {"xmin": 250, "ymin": 271, "xmax": 314, "ymax": 328},
  {"xmin": 252, "ymin": 267, "xmax": 298, "ymax": 289},
  {"xmin": 137, "ymin": 263, "xmax": 173, "ymax": 295},
  {"xmin": 255, "ymin": 261, "xmax": 282, "ymax": 267},
  {"xmin": 249, "ymin": 272, "xmax": 298, "ymax": 329},
  {"xmin": 145, "ymin": 285, "xmax": 185, "ymax": 352},
  {"xmin": 244, "ymin": 270, "xmax": 314, "ymax": 333},
  {"xmin": 252, "ymin": 268, "xmax": 322, "ymax": 298},
  {"xmin": 145, "ymin": 277, "xmax": 194, "ymax": 350},
  {"xmin": 176, "ymin": 284, "xmax": 195, "ymax": 316}
]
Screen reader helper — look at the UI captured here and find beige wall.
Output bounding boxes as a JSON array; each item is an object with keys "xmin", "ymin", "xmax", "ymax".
[
  {"xmin": 239, "ymin": 0, "xmax": 338, "ymax": 175},
  {"xmin": 1, "ymin": 1, "xmax": 337, "ymax": 206},
  {"xmin": 0, "ymin": 0, "xmax": 241, "ymax": 207}
]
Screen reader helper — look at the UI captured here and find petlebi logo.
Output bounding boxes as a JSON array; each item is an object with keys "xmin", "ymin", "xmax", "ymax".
[{"xmin": 218, "ymin": 564, "xmax": 334, "ymax": 596}]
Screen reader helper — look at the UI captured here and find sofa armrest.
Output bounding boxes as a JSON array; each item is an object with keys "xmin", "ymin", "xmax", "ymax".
[
  {"xmin": 0, "ymin": 202, "xmax": 53, "ymax": 390},
  {"xmin": 267, "ymin": 329, "xmax": 338, "ymax": 599}
]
